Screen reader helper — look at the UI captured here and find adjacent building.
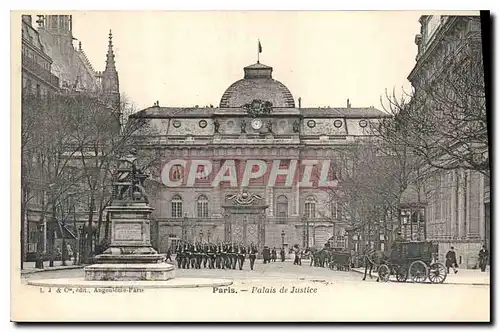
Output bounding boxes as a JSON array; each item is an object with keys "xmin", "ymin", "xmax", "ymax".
[
  {"xmin": 408, "ymin": 15, "xmax": 488, "ymax": 268},
  {"xmin": 21, "ymin": 14, "xmax": 121, "ymax": 263}
]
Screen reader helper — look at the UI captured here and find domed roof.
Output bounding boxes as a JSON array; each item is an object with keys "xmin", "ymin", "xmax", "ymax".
[{"xmin": 219, "ymin": 63, "xmax": 295, "ymax": 108}]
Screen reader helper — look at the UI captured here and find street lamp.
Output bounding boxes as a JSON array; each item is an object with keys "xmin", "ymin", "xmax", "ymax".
[
  {"xmin": 199, "ymin": 230, "xmax": 204, "ymax": 243},
  {"xmin": 304, "ymin": 215, "xmax": 310, "ymax": 248},
  {"xmin": 182, "ymin": 213, "xmax": 188, "ymax": 241},
  {"xmin": 35, "ymin": 223, "xmax": 44, "ymax": 269},
  {"xmin": 281, "ymin": 230, "xmax": 285, "ymax": 248}
]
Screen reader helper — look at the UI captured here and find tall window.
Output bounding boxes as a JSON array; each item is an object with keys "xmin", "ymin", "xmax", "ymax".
[
  {"xmin": 171, "ymin": 195, "xmax": 183, "ymax": 218},
  {"xmin": 336, "ymin": 232, "xmax": 345, "ymax": 248},
  {"xmin": 276, "ymin": 195, "xmax": 288, "ymax": 223},
  {"xmin": 331, "ymin": 201, "xmax": 343, "ymax": 220},
  {"xmin": 197, "ymin": 195, "xmax": 209, "ymax": 218},
  {"xmin": 304, "ymin": 196, "xmax": 316, "ymax": 219}
]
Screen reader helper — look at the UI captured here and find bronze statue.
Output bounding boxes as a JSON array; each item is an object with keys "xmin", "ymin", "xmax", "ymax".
[{"xmin": 113, "ymin": 148, "xmax": 149, "ymax": 203}]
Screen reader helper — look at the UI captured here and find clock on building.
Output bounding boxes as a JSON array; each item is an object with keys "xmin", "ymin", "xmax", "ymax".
[{"xmin": 251, "ymin": 118, "xmax": 263, "ymax": 130}]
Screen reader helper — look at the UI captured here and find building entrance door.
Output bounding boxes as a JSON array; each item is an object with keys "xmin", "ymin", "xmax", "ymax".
[{"xmin": 221, "ymin": 191, "xmax": 268, "ymax": 251}]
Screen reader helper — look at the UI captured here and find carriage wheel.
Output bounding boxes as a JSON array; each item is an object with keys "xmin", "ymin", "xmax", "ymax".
[
  {"xmin": 395, "ymin": 266, "xmax": 408, "ymax": 282},
  {"xmin": 409, "ymin": 261, "xmax": 428, "ymax": 283},
  {"xmin": 378, "ymin": 264, "xmax": 390, "ymax": 282},
  {"xmin": 428, "ymin": 262, "xmax": 447, "ymax": 284}
]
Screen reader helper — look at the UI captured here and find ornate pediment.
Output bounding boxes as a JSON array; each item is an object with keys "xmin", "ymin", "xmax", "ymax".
[
  {"xmin": 243, "ymin": 99, "xmax": 273, "ymax": 118},
  {"xmin": 226, "ymin": 191, "xmax": 263, "ymax": 206}
]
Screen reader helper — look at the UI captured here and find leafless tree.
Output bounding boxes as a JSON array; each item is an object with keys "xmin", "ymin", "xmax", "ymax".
[{"xmin": 381, "ymin": 16, "xmax": 487, "ymax": 177}]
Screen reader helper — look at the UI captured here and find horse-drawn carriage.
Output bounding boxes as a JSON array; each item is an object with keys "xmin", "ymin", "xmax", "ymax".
[
  {"xmin": 377, "ymin": 241, "xmax": 447, "ymax": 283},
  {"xmin": 307, "ymin": 246, "xmax": 352, "ymax": 271},
  {"xmin": 328, "ymin": 249, "xmax": 351, "ymax": 271}
]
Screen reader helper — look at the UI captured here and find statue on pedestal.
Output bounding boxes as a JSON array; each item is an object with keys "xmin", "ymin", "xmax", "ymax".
[{"xmin": 113, "ymin": 148, "xmax": 149, "ymax": 204}]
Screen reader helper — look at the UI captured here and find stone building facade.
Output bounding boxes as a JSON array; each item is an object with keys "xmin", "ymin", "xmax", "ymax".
[
  {"xmin": 131, "ymin": 62, "xmax": 389, "ymax": 253},
  {"xmin": 408, "ymin": 15, "xmax": 488, "ymax": 268}
]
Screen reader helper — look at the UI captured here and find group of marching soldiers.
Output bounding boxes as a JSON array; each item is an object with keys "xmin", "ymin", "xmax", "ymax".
[{"xmin": 175, "ymin": 241, "xmax": 259, "ymax": 270}]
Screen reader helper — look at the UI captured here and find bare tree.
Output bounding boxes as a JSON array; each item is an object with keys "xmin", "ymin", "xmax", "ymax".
[
  {"xmin": 382, "ymin": 16, "xmax": 487, "ymax": 177},
  {"xmin": 317, "ymin": 130, "xmax": 423, "ymax": 253},
  {"xmin": 21, "ymin": 93, "xmax": 88, "ymax": 267}
]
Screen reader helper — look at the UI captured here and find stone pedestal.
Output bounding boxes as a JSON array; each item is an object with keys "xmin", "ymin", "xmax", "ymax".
[{"xmin": 84, "ymin": 202, "xmax": 175, "ymax": 281}]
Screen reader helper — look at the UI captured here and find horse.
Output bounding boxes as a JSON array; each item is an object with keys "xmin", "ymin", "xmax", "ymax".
[
  {"xmin": 312, "ymin": 248, "xmax": 332, "ymax": 268},
  {"xmin": 362, "ymin": 248, "xmax": 387, "ymax": 281}
]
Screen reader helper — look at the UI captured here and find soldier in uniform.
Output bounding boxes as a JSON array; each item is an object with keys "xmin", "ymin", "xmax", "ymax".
[
  {"xmin": 194, "ymin": 243, "xmax": 202, "ymax": 269},
  {"xmin": 208, "ymin": 244, "xmax": 216, "ymax": 269},
  {"xmin": 222, "ymin": 243, "xmax": 229, "ymax": 269},
  {"xmin": 231, "ymin": 244, "xmax": 238, "ymax": 270},
  {"xmin": 189, "ymin": 244, "xmax": 197, "ymax": 269},
  {"xmin": 248, "ymin": 243, "xmax": 258, "ymax": 270},
  {"xmin": 183, "ymin": 244, "xmax": 190, "ymax": 269},
  {"xmin": 202, "ymin": 244, "xmax": 209, "ymax": 269},
  {"xmin": 225, "ymin": 243, "xmax": 232, "ymax": 269},
  {"xmin": 215, "ymin": 243, "xmax": 222, "ymax": 269},
  {"xmin": 237, "ymin": 243, "xmax": 246, "ymax": 270},
  {"xmin": 176, "ymin": 244, "xmax": 184, "ymax": 269}
]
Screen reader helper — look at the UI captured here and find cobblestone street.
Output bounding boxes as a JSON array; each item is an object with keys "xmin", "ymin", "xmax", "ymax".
[
  {"xmin": 22, "ymin": 260, "xmax": 361, "ymax": 282},
  {"xmin": 17, "ymin": 260, "xmax": 490, "ymax": 321}
]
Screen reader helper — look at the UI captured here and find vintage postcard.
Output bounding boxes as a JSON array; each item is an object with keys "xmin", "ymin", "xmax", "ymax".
[{"xmin": 11, "ymin": 10, "xmax": 490, "ymax": 322}]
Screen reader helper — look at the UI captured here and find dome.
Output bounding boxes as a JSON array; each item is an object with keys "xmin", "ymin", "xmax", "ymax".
[{"xmin": 219, "ymin": 63, "xmax": 295, "ymax": 108}]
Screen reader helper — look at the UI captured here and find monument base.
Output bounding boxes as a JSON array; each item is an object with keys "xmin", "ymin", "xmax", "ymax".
[{"xmin": 84, "ymin": 262, "xmax": 175, "ymax": 281}]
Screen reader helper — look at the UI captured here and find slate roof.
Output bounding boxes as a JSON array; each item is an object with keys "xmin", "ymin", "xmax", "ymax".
[
  {"xmin": 219, "ymin": 62, "xmax": 295, "ymax": 108},
  {"xmin": 219, "ymin": 78, "xmax": 295, "ymax": 108},
  {"xmin": 301, "ymin": 107, "xmax": 390, "ymax": 118}
]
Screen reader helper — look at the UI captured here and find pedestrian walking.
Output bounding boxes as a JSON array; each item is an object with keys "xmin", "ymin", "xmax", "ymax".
[
  {"xmin": 271, "ymin": 247, "xmax": 277, "ymax": 262},
  {"xmin": 280, "ymin": 248, "xmax": 285, "ymax": 262},
  {"xmin": 262, "ymin": 246, "xmax": 270, "ymax": 264},
  {"xmin": 293, "ymin": 245, "xmax": 301, "ymax": 265},
  {"xmin": 66, "ymin": 244, "xmax": 73, "ymax": 261},
  {"xmin": 445, "ymin": 246, "xmax": 458, "ymax": 274},
  {"xmin": 248, "ymin": 244, "xmax": 257, "ymax": 270},
  {"xmin": 55, "ymin": 246, "xmax": 62, "ymax": 261},
  {"xmin": 165, "ymin": 247, "xmax": 172, "ymax": 262},
  {"xmin": 478, "ymin": 245, "xmax": 489, "ymax": 272}
]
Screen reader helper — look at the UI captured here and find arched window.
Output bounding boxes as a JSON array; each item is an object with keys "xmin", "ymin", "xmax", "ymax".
[
  {"xmin": 276, "ymin": 195, "xmax": 288, "ymax": 223},
  {"xmin": 197, "ymin": 195, "xmax": 209, "ymax": 218},
  {"xmin": 304, "ymin": 196, "xmax": 316, "ymax": 219},
  {"xmin": 171, "ymin": 195, "xmax": 183, "ymax": 218}
]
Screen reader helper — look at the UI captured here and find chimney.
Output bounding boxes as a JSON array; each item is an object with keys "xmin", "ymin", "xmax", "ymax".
[
  {"xmin": 298, "ymin": 97, "xmax": 302, "ymax": 109},
  {"xmin": 22, "ymin": 15, "xmax": 32, "ymax": 25},
  {"xmin": 347, "ymin": 98, "xmax": 351, "ymax": 108}
]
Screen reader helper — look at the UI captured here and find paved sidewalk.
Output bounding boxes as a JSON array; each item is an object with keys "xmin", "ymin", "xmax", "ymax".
[
  {"xmin": 21, "ymin": 260, "xmax": 83, "ymax": 275},
  {"xmin": 351, "ymin": 267, "xmax": 490, "ymax": 285}
]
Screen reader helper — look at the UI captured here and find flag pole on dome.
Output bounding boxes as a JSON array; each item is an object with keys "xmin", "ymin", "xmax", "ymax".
[{"xmin": 257, "ymin": 39, "xmax": 262, "ymax": 64}]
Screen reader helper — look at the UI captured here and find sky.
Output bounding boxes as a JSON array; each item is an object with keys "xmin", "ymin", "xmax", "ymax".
[{"xmin": 42, "ymin": 11, "xmax": 477, "ymax": 111}]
